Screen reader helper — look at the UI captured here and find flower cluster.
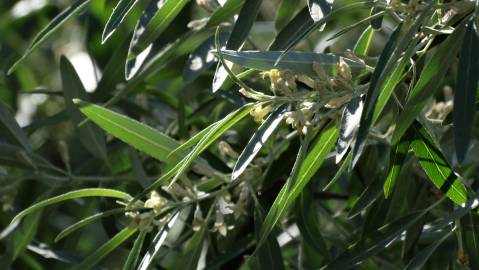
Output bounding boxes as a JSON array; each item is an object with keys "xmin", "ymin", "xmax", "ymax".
[
  {"xmin": 247, "ymin": 58, "xmax": 359, "ymax": 134},
  {"xmin": 126, "ymin": 191, "xmax": 171, "ymax": 232}
]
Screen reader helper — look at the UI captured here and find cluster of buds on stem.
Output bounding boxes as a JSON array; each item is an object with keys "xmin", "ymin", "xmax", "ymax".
[
  {"xmin": 247, "ymin": 57, "xmax": 358, "ymax": 134},
  {"xmin": 126, "ymin": 191, "xmax": 171, "ymax": 232}
]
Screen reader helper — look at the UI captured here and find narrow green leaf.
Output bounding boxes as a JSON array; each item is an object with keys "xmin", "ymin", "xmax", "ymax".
[
  {"xmin": 173, "ymin": 225, "xmax": 207, "ymax": 270},
  {"xmin": 322, "ymin": 211, "xmax": 428, "ymax": 270},
  {"xmin": 255, "ymin": 202, "xmax": 286, "ymax": 270},
  {"xmin": 12, "ymin": 188, "xmax": 131, "ymax": 224},
  {"xmin": 92, "ymin": 37, "xmax": 130, "ymax": 101},
  {"xmin": 233, "ymin": 105, "xmax": 286, "ymax": 180},
  {"xmin": 126, "ymin": 0, "xmax": 189, "ymax": 79},
  {"xmin": 60, "ymin": 56, "xmax": 107, "ymax": 160},
  {"xmin": 453, "ymin": 20, "xmax": 479, "ymax": 163},
  {"xmin": 8, "ymin": 0, "xmax": 91, "ymax": 74},
  {"xmin": 219, "ymin": 50, "xmax": 366, "ymax": 77},
  {"xmin": 13, "ymin": 211, "xmax": 42, "ymax": 260},
  {"xmin": 169, "ymin": 122, "xmax": 218, "ymax": 158},
  {"xmin": 336, "ymin": 96, "xmax": 363, "ymax": 163},
  {"xmin": 205, "ymin": 0, "xmax": 245, "ymax": 28},
  {"xmin": 73, "ymin": 227, "xmax": 137, "ymax": 270},
  {"xmin": 0, "ymin": 101, "xmax": 32, "ymax": 152},
  {"xmin": 322, "ymin": 151, "xmax": 351, "ymax": 191},
  {"xmin": 328, "ymin": 11, "xmax": 386, "ymax": 41},
  {"xmin": 212, "ymin": 0, "xmax": 261, "ymax": 92},
  {"xmin": 372, "ymin": 41, "xmax": 416, "ymax": 123},
  {"xmin": 260, "ymin": 125, "xmax": 339, "ymax": 244},
  {"xmin": 269, "ymin": 7, "xmax": 313, "ymax": 50},
  {"xmin": 102, "ymin": 0, "xmax": 139, "ymax": 43},
  {"xmin": 351, "ymin": 22, "xmax": 403, "ymax": 167},
  {"xmin": 226, "ymin": 0, "xmax": 261, "ymax": 50},
  {"xmin": 410, "ymin": 122, "xmax": 468, "ymax": 205},
  {"xmin": 74, "ymin": 100, "xmax": 181, "ymax": 163},
  {"xmin": 296, "ymin": 187, "xmax": 331, "ymax": 260},
  {"xmin": 461, "ymin": 212, "xmax": 479, "ymax": 269},
  {"xmin": 123, "ymin": 231, "xmax": 147, "ymax": 270},
  {"xmin": 272, "ymin": 1, "xmax": 372, "ymax": 60},
  {"xmin": 404, "ymin": 228, "xmax": 454, "ymax": 270},
  {"xmin": 173, "ymin": 103, "xmax": 255, "ymax": 183},
  {"xmin": 183, "ymin": 33, "xmax": 229, "ymax": 83},
  {"xmin": 383, "ymin": 137, "xmax": 410, "ymax": 198},
  {"xmin": 55, "ymin": 208, "xmax": 125, "ymax": 242},
  {"xmin": 275, "ymin": 0, "xmax": 301, "ymax": 31},
  {"xmin": 348, "ymin": 176, "xmax": 384, "ymax": 218},
  {"xmin": 392, "ymin": 24, "xmax": 466, "ymax": 145},
  {"xmin": 353, "ymin": 26, "xmax": 374, "ymax": 56},
  {"xmin": 138, "ymin": 213, "xmax": 180, "ymax": 270},
  {"xmin": 308, "ymin": 0, "xmax": 333, "ymax": 25}
]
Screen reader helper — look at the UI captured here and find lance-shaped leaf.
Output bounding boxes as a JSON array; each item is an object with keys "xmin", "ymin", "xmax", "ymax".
[
  {"xmin": 226, "ymin": 0, "xmax": 261, "ymax": 50},
  {"xmin": 383, "ymin": 137, "xmax": 410, "ymax": 198},
  {"xmin": 353, "ymin": 26, "xmax": 374, "ymax": 56},
  {"xmin": 55, "ymin": 208, "xmax": 125, "ymax": 242},
  {"xmin": 8, "ymin": 0, "xmax": 91, "ymax": 74},
  {"xmin": 272, "ymin": 1, "xmax": 373, "ymax": 62},
  {"xmin": 172, "ymin": 103, "xmax": 255, "ymax": 183},
  {"xmin": 392, "ymin": 23, "xmax": 466, "ymax": 145},
  {"xmin": 410, "ymin": 122, "xmax": 468, "ymax": 205},
  {"xmin": 123, "ymin": 231, "xmax": 147, "ymax": 270},
  {"xmin": 11, "ymin": 188, "xmax": 131, "ymax": 224},
  {"xmin": 295, "ymin": 187, "xmax": 331, "ymax": 260},
  {"xmin": 61, "ymin": 56, "xmax": 107, "ymax": 160},
  {"xmin": 73, "ymin": 100, "xmax": 181, "ymax": 163},
  {"xmin": 73, "ymin": 227, "xmax": 137, "ymax": 270},
  {"xmin": 336, "ymin": 96, "xmax": 363, "ymax": 164},
  {"xmin": 254, "ymin": 201, "xmax": 286, "ymax": 270},
  {"xmin": 0, "ymin": 101, "xmax": 32, "ymax": 152},
  {"xmin": 269, "ymin": 7, "xmax": 313, "ymax": 50},
  {"xmin": 212, "ymin": 0, "xmax": 261, "ymax": 92},
  {"xmin": 219, "ymin": 50, "xmax": 366, "ymax": 77},
  {"xmin": 260, "ymin": 125, "xmax": 339, "ymax": 245},
  {"xmin": 351, "ymin": 22, "xmax": 402, "ymax": 168},
  {"xmin": 126, "ymin": 0, "xmax": 189, "ymax": 79},
  {"xmin": 275, "ymin": 0, "xmax": 301, "ymax": 31},
  {"xmin": 183, "ymin": 33, "xmax": 229, "ymax": 83},
  {"xmin": 137, "ymin": 213, "xmax": 180, "ymax": 270},
  {"xmin": 453, "ymin": 20, "xmax": 479, "ymax": 164},
  {"xmin": 460, "ymin": 212, "xmax": 479, "ymax": 269},
  {"xmin": 322, "ymin": 211, "xmax": 427, "ymax": 270},
  {"xmin": 205, "ymin": 0, "xmax": 245, "ymax": 28},
  {"xmin": 348, "ymin": 176, "xmax": 384, "ymax": 218},
  {"xmin": 173, "ymin": 224, "xmax": 208, "ymax": 270},
  {"xmin": 308, "ymin": 0, "xmax": 333, "ymax": 26},
  {"xmin": 232, "ymin": 105, "xmax": 286, "ymax": 180},
  {"xmin": 404, "ymin": 228, "xmax": 455, "ymax": 270},
  {"xmin": 102, "ymin": 0, "xmax": 139, "ymax": 43}
]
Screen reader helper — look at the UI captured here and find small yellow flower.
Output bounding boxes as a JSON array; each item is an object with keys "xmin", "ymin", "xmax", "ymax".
[{"xmin": 250, "ymin": 104, "xmax": 272, "ymax": 123}]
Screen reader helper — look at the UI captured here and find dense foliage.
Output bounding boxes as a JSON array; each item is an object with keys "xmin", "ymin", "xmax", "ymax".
[{"xmin": 1, "ymin": 0, "xmax": 479, "ymax": 269}]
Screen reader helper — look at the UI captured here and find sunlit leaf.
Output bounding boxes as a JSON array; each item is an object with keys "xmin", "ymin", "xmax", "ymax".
[
  {"xmin": 126, "ymin": 0, "xmax": 189, "ymax": 79},
  {"xmin": 233, "ymin": 104, "xmax": 286, "ymax": 180},
  {"xmin": 12, "ymin": 188, "xmax": 131, "ymax": 224},
  {"xmin": 410, "ymin": 122, "xmax": 468, "ymax": 205},
  {"xmin": 102, "ymin": 0, "xmax": 139, "ymax": 43},
  {"xmin": 74, "ymin": 100, "xmax": 181, "ymax": 163}
]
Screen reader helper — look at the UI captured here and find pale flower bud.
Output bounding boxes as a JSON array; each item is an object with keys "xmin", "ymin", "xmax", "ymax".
[
  {"xmin": 250, "ymin": 104, "xmax": 273, "ymax": 123},
  {"xmin": 144, "ymin": 191, "xmax": 168, "ymax": 215}
]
